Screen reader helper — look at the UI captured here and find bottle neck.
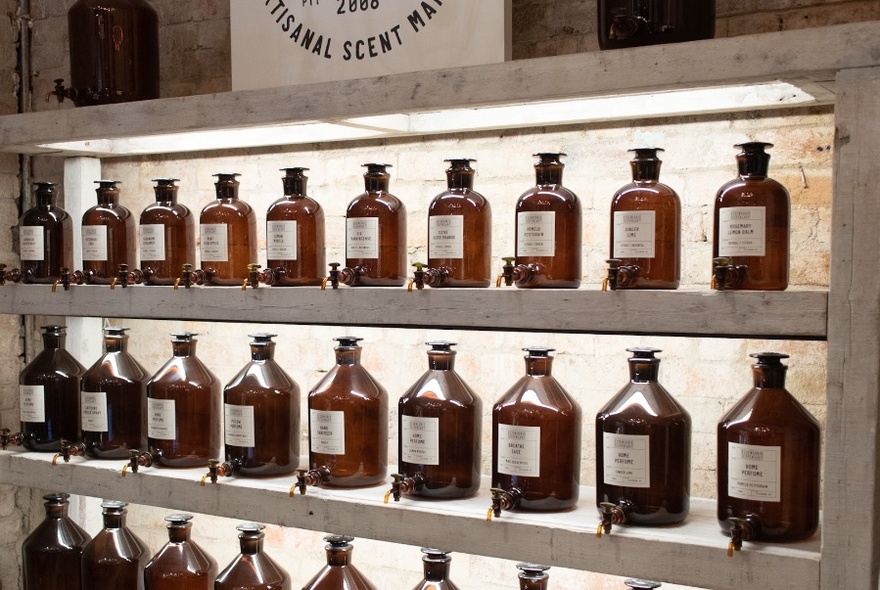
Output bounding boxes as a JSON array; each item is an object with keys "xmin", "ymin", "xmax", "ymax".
[
  {"xmin": 172, "ymin": 341, "xmax": 195, "ymax": 357},
  {"xmin": 336, "ymin": 348, "xmax": 362, "ymax": 366},
  {"xmin": 103, "ymin": 513, "xmax": 125, "ymax": 529},
  {"xmin": 447, "ymin": 169, "xmax": 475, "ymax": 190},
  {"xmin": 35, "ymin": 193, "xmax": 54, "ymax": 208},
  {"xmin": 631, "ymin": 159, "xmax": 661, "ymax": 182},
  {"xmin": 42, "ymin": 333, "xmax": 64, "ymax": 351},
  {"xmin": 365, "ymin": 175, "xmax": 390, "ymax": 192},
  {"xmin": 525, "ymin": 357, "xmax": 553, "ymax": 376},
  {"xmin": 168, "ymin": 526, "xmax": 192, "ymax": 543},
  {"xmin": 105, "ymin": 337, "xmax": 127, "ymax": 353},
  {"xmin": 423, "ymin": 560, "xmax": 451, "ymax": 582},
  {"xmin": 215, "ymin": 181, "xmax": 239, "ymax": 200},
  {"xmin": 629, "ymin": 360, "xmax": 659, "ymax": 382},
  {"xmin": 239, "ymin": 536, "xmax": 263, "ymax": 556},
  {"xmin": 753, "ymin": 366, "xmax": 786, "ymax": 388},
  {"xmin": 97, "ymin": 189, "xmax": 119, "ymax": 206},
  {"xmin": 154, "ymin": 186, "xmax": 178, "ymax": 205},
  {"xmin": 251, "ymin": 343, "xmax": 275, "ymax": 361},
  {"xmin": 535, "ymin": 163, "xmax": 563, "ymax": 185},
  {"xmin": 326, "ymin": 546, "xmax": 352, "ymax": 567},
  {"xmin": 520, "ymin": 579, "xmax": 548, "ymax": 590},
  {"xmin": 427, "ymin": 351, "xmax": 455, "ymax": 371},
  {"xmin": 737, "ymin": 153, "xmax": 770, "ymax": 178},
  {"xmin": 283, "ymin": 175, "xmax": 308, "ymax": 197},
  {"xmin": 46, "ymin": 503, "xmax": 68, "ymax": 519}
]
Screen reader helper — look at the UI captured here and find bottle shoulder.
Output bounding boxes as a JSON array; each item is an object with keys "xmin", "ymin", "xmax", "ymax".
[
  {"xmin": 400, "ymin": 370, "xmax": 482, "ymax": 406},
  {"xmin": 597, "ymin": 382, "xmax": 691, "ymax": 421},
  {"xmin": 267, "ymin": 196, "xmax": 324, "ymax": 218},
  {"xmin": 347, "ymin": 192, "xmax": 406, "ymax": 214},
  {"xmin": 225, "ymin": 360, "xmax": 299, "ymax": 393},
  {"xmin": 494, "ymin": 375, "xmax": 581, "ymax": 414},
  {"xmin": 611, "ymin": 184, "xmax": 681, "ymax": 210},
  {"xmin": 719, "ymin": 387, "xmax": 819, "ymax": 430},
  {"xmin": 715, "ymin": 177, "xmax": 791, "ymax": 204},
  {"xmin": 429, "ymin": 189, "xmax": 490, "ymax": 213}
]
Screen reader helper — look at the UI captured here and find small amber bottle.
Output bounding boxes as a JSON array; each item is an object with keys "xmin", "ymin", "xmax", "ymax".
[
  {"xmin": 412, "ymin": 548, "xmax": 460, "ymax": 590},
  {"xmin": 81, "ymin": 180, "xmax": 136, "ymax": 284},
  {"xmin": 301, "ymin": 536, "xmax": 377, "ymax": 590},
  {"xmin": 516, "ymin": 564, "xmax": 550, "ymax": 590},
  {"xmin": 199, "ymin": 173, "xmax": 258, "ymax": 286},
  {"xmin": 22, "ymin": 493, "xmax": 92, "ymax": 590},
  {"xmin": 81, "ymin": 501, "xmax": 150, "ymax": 590},
  {"xmin": 144, "ymin": 514, "xmax": 217, "ymax": 590},
  {"xmin": 139, "ymin": 178, "xmax": 196, "ymax": 285},
  {"xmin": 214, "ymin": 523, "xmax": 291, "ymax": 590},
  {"xmin": 19, "ymin": 182, "xmax": 73, "ymax": 284}
]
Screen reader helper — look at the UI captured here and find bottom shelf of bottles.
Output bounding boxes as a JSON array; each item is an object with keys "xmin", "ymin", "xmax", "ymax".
[{"xmin": 0, "ymin": 450, "xmax": 820, "ymax": 590}]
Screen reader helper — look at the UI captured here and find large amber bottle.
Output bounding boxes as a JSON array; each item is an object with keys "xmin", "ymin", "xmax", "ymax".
[
  {"xmin": 139, "ymin": 178, "xmax": 196, "ymax": 285},
  {"xmin": 214, "ymin": 523, "xmax": 291, "ymax": 590},
  {"xmin": 301, "ymin": 536, "xmax": 377, "ymax": 590},
  {"xmin": 81, "ymin": 326, "xmax": 148, "ymax": 459},
  {"xmin": 595, "ymin": 348, "xmax": 691, "ymax": 526},
  {"xmin": 396, "ymin": 342, "xmax": 482, "ymax": 500},
  {"xmin": 19, "ymin": 182, "xmax": 73, "ymax": 284},
  {"xmin": 492, "ymin": 347, "xmax": 581, "ymax": 512},
  {"xmin": 199, "ymin": 173, "xmax": 258, "ymax": 286},
  {"xmin": 712, "ymin": 143, "xmax": 790, "ymax": 290},
  {"xmin": 265, "ymin": 167, "xmax": 325, "ymax": 286},
  {"xmin": 412, "ymin": 548, "xmax": 460, "ymax": 590},
  {"xmin": 424, "ymin": 158, "xmax": 492, "ymax": 288},
  {"xmin": 608, "ymin": 148, "xmax": 681, "ymax": 289},
  {"xmin": 144, "ymin": 514, "xmax": 217, "ymax": 590},
  {"xmin": 718, "ymin": 353, "xmax": 820, "ymax": 545},
  {"xmin": 81, "ymin": 180, "xmax": 136, "ymax": 284},
  {"xmin": 306, "ymin": 337, "xmax": 387, "ymax": 488},
  {"xmin": 598, "ymin": 0, "xmax": 715, "ymax": 49},
  {"xmin": 81, "ymin": 501, "xmax": 150, "ymax": 590},
  {"xmin": 22, "ymin": 493, "xmax": 91, "ymax": 590},
  {"xmin": 147, "ymin": 333, "xmax": 221, "ymax": 467}
]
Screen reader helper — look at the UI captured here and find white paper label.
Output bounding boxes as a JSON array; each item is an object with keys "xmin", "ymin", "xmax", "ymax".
[
  {"xmin": 517, "ymin": 211, "xmax": 555, "ymax": 257},
  {"xmin": 497, "ymin": 423, "xmax": 541, "ymax": 477},
  {"xmin": 429, "ymin": 215, "xmax": 464, "ymax": 259},
  {"xmin": 346, "ymin": 217, "xmax": 379, "ymax": 259},
  {"xmin": 728, "ymin": 442, "xmax": 782, "ymax": 502},
  {"xmin": 267, "ymin": 220, "xmax": 298, "ymax": 260},
  {"xmin": 82, "ymin": 225, "xmax": 108, "ymax": 261},
  {"xmin": 20, "ymin": 226, "xmax": 45, "ymax": 261},
  {"xmin": 401, "ymin": 415, "xmax": 440, "ymax": 465},
  {"xmin": 81, "ymin": 391, "xmax": 109, "ymax": 432},
  {"xmin": 310, "ymin": 409, "xmax": 346, "ymax": 455},
  {"xmin": 603, "ymin": 432, "xmax": 651, "ymax": 488},
  {"xmin": 19, "ymin": 385, "xmax": 45, "ymax": 423},
  {"xmin": 225, "ymin": 404, "xmax": 256, "ymax": 448},
  {"xmin": 139, "ymin": 224, "xmax": 166, "ymax": 260},
  {"xmin": 200, "ymin": 223, "xmax": 229, "ymax": 262},
  {"xmin": 718, "ymin": 206, "xmax": 766, "ymax": 257},
  {"xmin": 613, "ymin": 211, "xmax": 656, "ymax": 258},
  {"xmin": 148, "ymin": 398, "xmax": 176, "ymax": 440}
]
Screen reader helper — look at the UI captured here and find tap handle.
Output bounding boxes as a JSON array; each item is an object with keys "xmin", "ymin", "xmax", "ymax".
[
  {"xmin": 489, "ymin": 487, "xmax": 506, "ymax": 520},
  {"xmin": 410, "ymin": 262, "xmax": 426, "ymax": 291}
]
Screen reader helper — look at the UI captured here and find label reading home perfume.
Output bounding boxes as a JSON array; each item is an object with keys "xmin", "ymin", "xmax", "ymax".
[
  {"xmin": 517, "ymin": 212, "xmax": 555, "ymax": 257},
  {"xmin": 139, "ymin": 224, "xmax": 166, "ymax": 260},
  {"xmin": 200, "ymin": 224, "xmax": 229, "ymax": 262},
  {"xmin": 497, "ymin": 424, "xmax": 541, "ymax": 477},
  {"xmin": 148, "ymin": 398, "xmax": 176, "ymax": 440},
  {"xmin": 346, "ymin": 217, "xmax": 379, "ymax": 259},
  {"xmin": 82, "ymin": 225, "xmax": 108, "ymax": 261},
  {"xmin": 429, "ymin": 215, "xmax": 464, "ymax": 259},
  {"xmin": 225, "ymin": 404, "xmax": 256, "ymax": 448},
  {"xmin": 603, "ymin": 432, "xmax": 651, "ymax": 488},
  {"xmin": 19, "ymin": 385, "xmax": 45, "ymax": 423},
  {"xmin": 728, "ymin": 442, "xmax": 782, "ymax": 502},
  {"xmin": 20, "ymin": 227, "xmax": 44, "ymax": 261},
  {"xmin": 267, "ymin": 220, "xmax": 298, "ymax": 260},
  {"xmin": 718, "ymin": 206, "xmax": 766, "ymax": 257},
  {"xmin": 401, "ymin": 415, "xmax": 439, "ymax": 465},
  {"xmin": 310, "ymin": 409, "xmax": 346, "ymax": 455},
  {"xmin": 81, "ymin": 391, "xmax": 109, "ymax": 432},
  {"xmin": 613, "ymin": 211, "xmax": 656, "ymax": 258}
]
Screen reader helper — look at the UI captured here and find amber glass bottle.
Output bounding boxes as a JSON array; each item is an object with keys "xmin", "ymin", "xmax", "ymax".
[
  {"xmin": 397, "ymin": 342, "xmax": 482, "ymax": 499},
  {"xmin": 307, "ymin": 337, "xmax": 387, "ymax": 487},
  {"xmin": 223, "ymin": 333, "xmax": 299, "ymax": 476},
  {"xmin": 81, "ymin": 180, "xmax": 136, "ymax": 284},
  {"xmin": 517, "ymin": 564, "xmax": 550, "ymax": 590},
  {"xmin": 302, "ymin": 536, "xmax": 377, "ymax": 590},
  {"xmin": 512, "ymin": 153, "xmax": 582, "ymax": 288},
  {"xmin": 718, "ymin": 353, "xmax": 820, "ymax": 542},
  {"xmin": 597, "ymin": 0, "xmax": 715, "ymax": 49},
  {"xmin": 265, "ymin": 167, "xmax": 325, "ymax": 286},
  {"xmin": 147, "ymin": 333, "xmax": 221, "ymax": 467},
  {"xmin": 424, "ymin": 158, "xmax": 492, "ymax": 288},
  {"xmin": 712, "ymin": 143, "xmax": 790, "ymax": 290},
  {"xmin": 609, "ymin": 148, "xmax": 681, "ymax": 289},
  {"xmin": 199, "ymin": 173, "xmax": 258, "ymax": 286},
  {"xmin": 81, "ymin": 501, "xmax": 150, "ymax": 590},
  {"xmin": 22, "ymin": 493, "xmax": 91, "ymax": 590},
  {"xmin": 215, "ymin": 523, "xmax": 291, "ymax": 590},
  {"xmin": 492, "ymin": 347, "xmax": 582, "ymax": 511},
  {"xmin": 19, "ymin": 182, "xmax": 73, "ymax": 284},
  {"xmin": 412, "ymin": 548, "xmax": 460, "ymax": 590},
  {"xmin": 144, "ymin": 514, "xmax": 217, "ymax": 590},
  {"xmin": 343, "ymin": 163, "xmax": 407, "ymax": 286},
  {"xmin": 139, "ymin": 178, "xmax": 196, "ymax": 285},
  {"xmin": 596, "ymin": 348, "xmax": 691, "ymax": 525},
  {"xmin": 81, "ymin": 326, "xmax": 148, "ymax": 459}
]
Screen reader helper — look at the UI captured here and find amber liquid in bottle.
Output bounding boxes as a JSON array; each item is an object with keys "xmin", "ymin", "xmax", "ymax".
[
  {"xmin": 712, "ymin": 142, "xmax": 790, "ymax": 290},
  {"xmin": 199, "ymin": 173, "xmax": 258, "ymax": 286},
  {"xmin": 493, "ymin": 347, "xmax": 582, "ymax": 510},
  {"xmin": 265, "ymin": 167, "xmax": 326, "ymax": 286},
  {"xmin": 147, "ymin": 333, "xmax": 221, "ymax": 467},
  {"xmin": 308, "ymin": 337, "xmax": 387, "ymax": 487},
  {"xmin": 425, "ymin": 158, "xmax": 492, "ymax": 288},
  {"xmin": 717, "ymin": 353, "xmax": 820, "ymax": 542},
  {"xmin": 609, "ymin": 148, "xmax": 681, "ymax": 289},
  {"xmin": 224, "ymin": 333, "xmax": 299, "ymax": 476},
  {"xmin": 140, "ymin": 178, "xmax": 196, "ymax": 285},
  {"xmin": 514, "ymin": 153, "xmax": 582, "ymax": 288},
  {"xmin": 215, "ymin": 523, "xmax": 291, "ymax": 590},
  {"xmin": 144, "ymin": 514, "xmax": 218, "ymax": 590},
  {"xmin": 412, "ymin": 548, "xmax": 460, "ymax": 590},
  {"xmin": 597, "ymin": 0, "xmax": 715, "ymax": 49},
  {"xmin": 398, "ymin": 342, "xmax": 482, "ymax": 499},
  {"xmin": 596, "ymin": 348, "xmax": 691, "ymax": 524},
  {"xmin": 81, "ymin": 180, "xmax": 136, "ymax": 284},
  {"xmin": 20, "ymin": 182, "xmax": 73, "ymax": 284},
  {"xmin": 81, "ymin": 501, "xmax": 150, "ymax": 590},
  {"xmin": 81, "ymin": 326, "xmax": 148, "ymax": 459},
  {"xmin": 301, "ymin": 536, "xmax": 377, "ymax": 590},
  {"xmin": 517, "ymin": 564, "xmax": 550, "ymax": 590},
  {"xmin": 344, "ymin": 163, "xmax": 407, "ymax": 286},
  {"xmin": 22, "ymin": 493, "xmax": 91, "ymax": 590}
]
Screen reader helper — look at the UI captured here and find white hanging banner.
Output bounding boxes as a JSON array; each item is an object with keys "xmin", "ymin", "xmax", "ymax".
[{"xmin": 232, "ymin": 0, "xmax": 511, "ymax": 90}]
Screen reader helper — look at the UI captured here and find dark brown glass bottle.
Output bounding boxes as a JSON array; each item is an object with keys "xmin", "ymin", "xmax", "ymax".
[
  {"xmin": 20, "ymin": 182, "xmax": 73, "ymax": 284},
  {"xmin": 712, "ymin": 143, "xmax": 790, "ymax": 290},
  {"xmin": 397, "ymin": 342, "xmax": 482, "ymax": 499},
  {"xmin": 301, "ymin": 536, "xmax": 377, "ymax": 590},
  {"xmin": 412, "ymin": 548, "xmax": 460, "ymax": 590},
  {"xmin": 511, "ymin": 153, "xmax": 582, "ymax": 288},
  {"xmin": 81, "ymin": 326, "xmax": 148, "ymax": 459},
  {"xmin": 223, "ymin": 333, "xmax": 299, "ymax": 476},
  {"xmin": 147, "ymin": 333, "xmax": 221, "ymax": 467},
  {"xmin": 199, "ymin": 173, "xmax": 258, "ymax": 286},
  {"xmin": 307, "ymin": 337, "xmax": 387, "ymax": 487},
  {"xmin": 342, "ymin": 163, "xmax": 407, "ymax": 286},
  {"xmin": 717, "ymin": 353, "xmax": 820, "ymax": 542},
  {"xmin": 596, "ymin": 348, "xmax": 691, "ymax": 525},
  {"xmin": 516, "ymin": 564, "xmax": 550, "ymax": 590},
  {"xmin": 265, "ymin": 167, "xmax": 325, "ymax": 286},
  {"xmin": 492, "ymin": 347, "xmax": 581, "ymax": 511},
  {"xmin": 597, "ymin": 0, "xmax": 715, "ymax": 49},
  {"xmin": 22, "ymin": 493, "xmax": 91, "ymax": 590},
  {"xmin": 144, "ymin": 514, "xmax": 218, "ymax": 590},
  {"xmin": 424, "ymin": 158, "xmax": 491, "ymax": 288},
  {"xmin": 214, "ymin": 523, "xmax": 291, "ymax": 590},
  {"xmin": 82, "ymin": 180, "xmax": 136, "ymax": 284},
  {"xmin": 140, "ymin": 178, "xmax": 196, "ymax": 285},
  {"xmin": 81, "ymin": 501, "xmax": 150, "ymax": 590},
  {"xmin": 609, "ymin": 149, "xmax": 681, "ymax": 289}
]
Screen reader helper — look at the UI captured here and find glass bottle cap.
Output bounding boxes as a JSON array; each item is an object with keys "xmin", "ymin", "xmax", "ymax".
[
  {"xmin": 248, "ymin": 333, "xmax": 278, "ymax": 342},
  {"xmin": 324, "ymin": 535, "xmax": 354, "ymax": 547},
  {"xmin": 236, "ymin": 522, "xmax": 266, "ymax": 535},
  {"xmin": 516, "ymin": 563, "xmax": 550, "ymax": 579},
  {"xmin": 523, "ymin": 347, "xmax": 555, "ymax": 357},
  {"xmin": 444, "ymin": 158, "xmax": 476, "ymax": 164},
  {"xmin": 625, "ymin": 580, "xmax": 662, "ymax": 590},
  {"xmin": 532, "ymin": 152, "xmax": 566, "ymax": 158},
  {"xmin": 95, "ymin": 180, "xmax": 121, "ymax": 186},
  {"xmin": 41, "ymin": 325, "xmax": 66, "ymax": 334},
  {"xmin": 750, "ymin": 352, "xmax": 789, "ymax": 365},
  {"xmin": 421, "ymin": 548, "xmax": 452, "ymax": 560},
  {"xmin": 104, "ymin": 326, "xmax": 130, "ymax": 336},
  {"xmin": 43, "ymin": 492, "xmax": 70, "ymax": 504},
  {"xmin": 101, "ymin": 500, "xmax": 128, "ymax": 513},
  {"xmin": 170, "ymin": 332, "xmax": 197, "ymax": 341},
  {"xmin": 734, "ymin": 142, "xmax": 774, "ymax": 152},
  {"xmin": 213, "ymin": 172, "xmax": 241, "ymax": 178},
  {"xmin": 362, "ymin": 163, "xmax": 392, "ymax": 168},
  {"xmin": 164, "ymin": 513, "xmax": 194, "ymax": 525},
  {"xmin": 627, "ymin": 347, "xmax": 662, "ymax": 358},
  {"xmin": 281, "ymin": 167, "xmax": 309, "ymax": 173},
  {"xmin": 426, "ymin": 341, "xmax": 456, "ymax": 350},
  {"xmin": 335, "ymin": 337, "xmax": 363, "ymax": 347},
  {"xmin": 628, "ymin": 147, "xmax": 664, "ymax": 159},
  {"xmin": 151, "ymin": 178, "xmax": 180, "ymax": 185}
]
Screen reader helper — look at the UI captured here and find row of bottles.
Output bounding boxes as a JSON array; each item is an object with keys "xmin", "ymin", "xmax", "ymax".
[{"xmin": 8, "ymin": 143, "xmax": 790, "ymax": 291}]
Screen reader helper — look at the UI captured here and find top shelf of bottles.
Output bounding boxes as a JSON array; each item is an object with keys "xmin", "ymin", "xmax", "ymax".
[{"xmin": 2, "ymin": 22, "xmax": 878, "ymax": 158}]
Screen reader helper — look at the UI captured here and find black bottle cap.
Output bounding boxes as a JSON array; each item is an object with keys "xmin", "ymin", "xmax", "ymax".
[
  {"xmin": 41, "ymin": 325, "xmax": 66, "ymax": 335},
  {"xmin": 104, "ymin": 326, "xmax": 130, "ymax": 337},
  {"xmin": 627, "ymin": 347, "xmax": 662, "ymax": 359},
  {"xmin": 444, "ymin": 158, "xmax": 476, "ymax": 165},
  {"xmin": 281, "ymin": 167, "xmax": 309, "ymax": 173},
  {"xmin": 95, "ymin": 180, "xmax": 121, "ymax": 186},
  {"xmin": 324, "ymin": 535, "xmax": 354, "ymax": 547},
  {"xmin": 43, "ymin": 492, "xmax": 70, "ymax": 504},
  {"xmin": 532, "ymin": 152, "xmax": 566, "ymax": 159},
  {"xmin": 421, "ymin": 548, "xmax": 452, "ymax": 562},
  {"xmin": 33, "ymin": 181, "xmax": 57, "ymax": 188},
  {"xmin": 248, "ymin": 333, "xmax": 278, "ymax": 342},
  {"xmin": 152, "ymin": 178, "xmax": 180, "ymax": 185},
  {"xmin": 522, "ymin": 347, "xmax": 555, "ymax": 357},
  {"xmin": 335, "ymin": 337, "xmax": 363, "ymax": 348},
  {"xmin": 213, "ymin": 172, "xmax": 241, "ymax": 179},
  {"xmin": 170, "ymin": 332, "xmax": 197, "ymax": 342},
  {"xmin": 750, "ymin": 352, "xmax": 789, "ymax": 365},
  {"xmin": 628, "ymin": 147, "xmax": 664, "ymax": 158},
  {"xmin": 362, "ymin": 163, "xmax": 392, "ymax": 169},
  {"xmin": 735, "ymin": 142, "xmax": 774, "ymax": 152},
  {"xmin": 426, "ymin": 341, "xmax": 456, "ymax": 351},
  {"xmin": 517, "ymin": 563, "xmax": 550, "ymax": 579}
]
